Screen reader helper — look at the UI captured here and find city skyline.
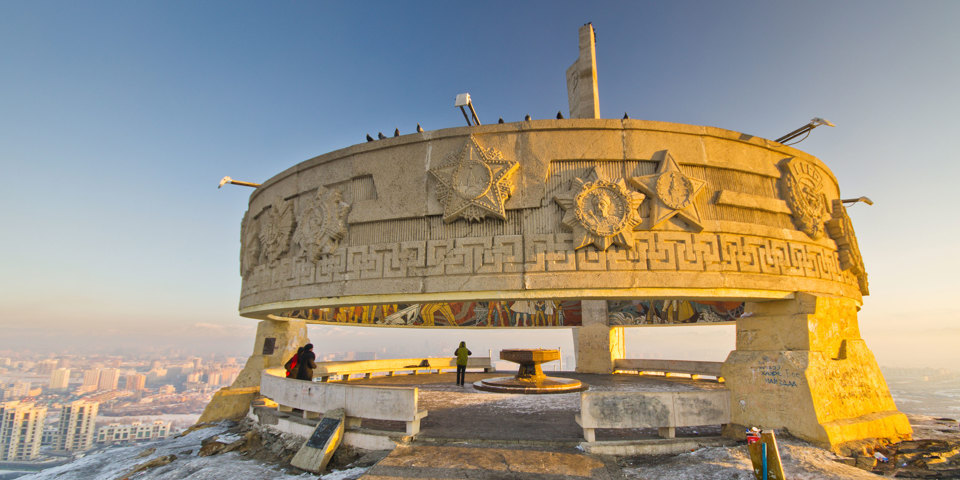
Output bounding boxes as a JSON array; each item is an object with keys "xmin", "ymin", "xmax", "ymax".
[{"xmin": 1, "ymin": 1, "xmax": 958, "ymax": 369}]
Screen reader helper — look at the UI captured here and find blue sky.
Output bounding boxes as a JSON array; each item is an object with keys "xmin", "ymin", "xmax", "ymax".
[{"xmin": 1, "ymin": 1, "xmax": 957, "ymax": 366}]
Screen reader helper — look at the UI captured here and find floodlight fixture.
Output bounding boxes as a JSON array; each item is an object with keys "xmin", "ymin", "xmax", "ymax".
[
  {"xmin": 841, "ymin": 196, "xmax": 874, "ymax": 206},
  {"xmin": 218, "ymin": 176, "xmax": 261, "ymax": 189},
  {"xmin": 775, "ymin": 117, "xmax": 836, "ymax": 145},
  {"xmin": 454, "ymin": 92, "xmax": 481, "ymax": 126}
]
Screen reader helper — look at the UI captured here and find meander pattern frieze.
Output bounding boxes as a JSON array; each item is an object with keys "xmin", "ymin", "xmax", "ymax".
[{"xmin": 241, "ymin": 232, "xmax": 852, "ymax": 295}]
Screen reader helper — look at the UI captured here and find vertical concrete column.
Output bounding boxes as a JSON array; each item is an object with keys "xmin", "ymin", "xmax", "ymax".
[
  {"xmin": 199, "ymin": 319, "xmax": 310, "ymax": 423},
  {"xmin": 231, "ymin": 319, "xmax": 310, "ymax": 388},
  {"xmin": 573, "ymin": 300, "xmax": 624, "ymax": 373},
  {"xmin": 721, "ymin": 293, "xmax": 911, "ymax": 452}
]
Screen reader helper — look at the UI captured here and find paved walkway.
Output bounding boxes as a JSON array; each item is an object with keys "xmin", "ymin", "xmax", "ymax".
[
  {"xmin": 349, "ymin": 372, "xmax": 725, "ymax": 443},
  {"xmin": 359, "ymin": 444, "xmax": 624, "ymax": 480}
]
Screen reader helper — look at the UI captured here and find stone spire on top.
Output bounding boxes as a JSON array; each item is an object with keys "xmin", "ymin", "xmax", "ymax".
[{"xmin": 566, "ymin": 23, "xmax": 600, "ymax": 119}]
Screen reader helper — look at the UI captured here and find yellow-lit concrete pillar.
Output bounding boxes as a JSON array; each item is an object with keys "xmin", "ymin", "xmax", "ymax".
[
  {"xmin": 198, "ymin": 319, "xmax": 309, "ymax": 423},
  {"xmin": 721, "ymin": 293, "xmax": 911, "ymax": 452},
  {"xmin": 573, "ymin": 300, "xmax": 624, "ymax": 373}
]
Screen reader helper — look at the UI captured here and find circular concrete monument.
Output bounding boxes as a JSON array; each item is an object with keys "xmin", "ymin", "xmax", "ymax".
[
  {"xmin": 208, "ymin": 24, "xmax": 912, "ymax": 453},
  {"xmin": 474, "ymin": 349, "xmax": 585, "ymax": 394}
]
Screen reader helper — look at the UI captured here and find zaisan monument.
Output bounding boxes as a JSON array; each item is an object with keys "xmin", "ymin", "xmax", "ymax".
[{"xmin": 203, "ymin": 24, "xmax": 911, "ymax": 452}]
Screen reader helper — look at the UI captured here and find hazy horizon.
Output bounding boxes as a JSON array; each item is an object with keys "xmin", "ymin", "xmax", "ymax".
[{"xmin": 2, "ymin": 1, "xmax": 958, "ymax": 370}]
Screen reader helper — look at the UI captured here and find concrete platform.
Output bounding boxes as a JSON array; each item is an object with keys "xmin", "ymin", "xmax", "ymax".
[{"xmin": 344, "ymin": 372, "xmax": 725, "ymax": 443}]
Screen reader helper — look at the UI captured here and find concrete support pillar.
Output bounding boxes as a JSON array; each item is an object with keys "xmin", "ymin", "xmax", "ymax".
[
  {"xmin": 230, "ymin": 319, "xmax": 310, "ymax": 389},
  {"xmin": 573, "ymin": 300, "xmax": 625, "ymax": 373},
  {"xmin": 721, "ymin": 293, "xmax": 911, "ymax": 452},
  {"xmin": 198, "ymin": 319, "xmax": 310, "ymax": 424}
]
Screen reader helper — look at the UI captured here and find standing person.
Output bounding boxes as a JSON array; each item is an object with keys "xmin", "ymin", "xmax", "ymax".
[
  {"xmin": 284, "ymin": 346, "xmax": 304, "ymax": 378},
  {"xmin": 454, "ymin": 341, "xmax": 471, "ymax": 386},
  {"xmin": 295, "ymin": 344, "xmax": 317, "ymax": 381}
]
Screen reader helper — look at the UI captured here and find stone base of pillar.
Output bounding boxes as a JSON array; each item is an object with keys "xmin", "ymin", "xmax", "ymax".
[
  {"xmin": 200, "ymin": 319, "xmax": 310, "ymax": 423},
  {"xmin": 722, "ymin": 293, "xmax": 911, "ymax": 453},
  {"xmin": 573, "ymin": 300, "xmax": 624, "ymax": 374}
]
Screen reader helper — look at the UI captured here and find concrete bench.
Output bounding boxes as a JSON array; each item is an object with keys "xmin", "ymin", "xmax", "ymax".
[
  {"xmin": 614, "ymin": 359, "xmax": 724, "ymax": 380},
  {"xmin": 260, "ymin": 370, "xmax": 428, "ymax": 435},
  {"xmin": 575, "ymin": 390, "xmax": 730, "ymax": 442},
  {"xmin": 314, "ymin": 357, "xmax": 494, "ymax": 382}
]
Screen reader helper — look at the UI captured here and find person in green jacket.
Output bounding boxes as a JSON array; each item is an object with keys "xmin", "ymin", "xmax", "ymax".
[{"xmin": 454, "ymin": 341, "xmax": 472, "ymax": 386}]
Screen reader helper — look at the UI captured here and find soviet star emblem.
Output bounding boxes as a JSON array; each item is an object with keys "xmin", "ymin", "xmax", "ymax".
[
  {"xmin": 629, "ymin": 152, "xmax": 706, "ymax": 231},
  {"xmin": 293, "ymin": 185, "xmax": 351, "ymax": 262},
  {"xmin": 429, "ymin": 136, "xmax": 519, "ymax": 223},
  {"xmin": 554, "ymin": 167, "xmax": 645, "ymax": 250}
]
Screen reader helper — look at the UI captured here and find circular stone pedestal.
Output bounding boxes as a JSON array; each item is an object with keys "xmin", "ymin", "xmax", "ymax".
[{"xmin": 474, "ymin": 349, "xmax": 586, "ymax": 394}]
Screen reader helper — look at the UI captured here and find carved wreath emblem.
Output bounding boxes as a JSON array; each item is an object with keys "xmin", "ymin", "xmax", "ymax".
[
  {"xmin": 555, "ymin": 167, "xmax": 644, "ymax": 250},
  {"xmin": 239, "ymin": 210, "xmax": 261, "ymax": 278},
  {"xmin": 429, "ymin": 135, "xmax": 519, "ymax": 223},
  {"xmin": 257, "ymin": 198, "xmax": 296, "ymax": 263},
  {"xmin": 826, "ymin": 199, "xmax": 868, "ymax": 295},
  {"xmin": 780, "ymin": 158, "xmax": 828, "ymax": 239},
  {"xmin": 293, "ymin": 186, "xmax": 351, "ymax": 261},
  {"xmin": 630, "ymin": 151, "xmax": 706, "ymax": 231}
]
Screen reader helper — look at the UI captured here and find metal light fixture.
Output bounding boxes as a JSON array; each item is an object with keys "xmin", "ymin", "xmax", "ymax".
[
  {"xmin": 218, "ymin": 176, "xmax": 261, "ymax": 189},
  {"xmin": 775, "ymin": 117, "xmax": 835, "ymax": 145},
  {"xmin": 455, "ymin": 93, "xmax": 481, "ymax": 126},
  {"xmin": 840, "ymin": 196, "xmax": 874, "ymax": 206}
]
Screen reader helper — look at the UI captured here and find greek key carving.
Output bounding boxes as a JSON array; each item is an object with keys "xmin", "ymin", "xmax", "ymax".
[{"xmin": 244, "ymin": 233, "xmax": 851, "ymax": 292}]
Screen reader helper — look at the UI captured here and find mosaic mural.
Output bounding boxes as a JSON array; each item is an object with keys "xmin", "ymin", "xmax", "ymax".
[
  {"xmin": 607, "ymin": 300, "xmax": 744, "ymax": 325},
  {"xmin": 281, "ymin": 299, "xmax": 743, "ymax": 327}
]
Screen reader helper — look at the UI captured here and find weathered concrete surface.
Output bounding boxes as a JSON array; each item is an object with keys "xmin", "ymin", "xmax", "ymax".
[
  {"xmin": 315, "ymin": 356, "xmax": 493, "ymax": 381},
  {"xmin": 614, "ymin": 358, "xmax": 723, "ymax": 377},
  {"xmin": 290, "ymin": 408, "xmax": 344, "ymax": 473},
  {"xmin": 197, "ymin": 386, "xmax": 259, "ymax": 424},
  {"xmin": 566, "ymin": 23, "xmax": 600, "ymax": 119},
  {"xmin": 349, "ymin": 372, "xmax": 724, "ymax": 443},
  {"xmin": 260, "ymin": 369, "xmax": 427, "ymax": 435},
  {"xmin": 722, "ymin": 293, "xmax": 912, "ymax": 451},
  {"xmin": 360, "ymin": 445, "xmax": 620, "ymax": 480},
  {"xmin": 232, "ymin": 319, "xmax": 309, "ymax": 389},
  {"xmin": 578, "ymin": 390, "xmax": 729, "ymax": 430},
  {"xmin": 573, "ymin": 300, "xmax": 623, "ymax": 374}
]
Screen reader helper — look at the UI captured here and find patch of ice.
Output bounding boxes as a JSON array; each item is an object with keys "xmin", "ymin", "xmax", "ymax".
[{"xmin": 322, "ymin": 466, "xmax": 368, "ymax": 479}]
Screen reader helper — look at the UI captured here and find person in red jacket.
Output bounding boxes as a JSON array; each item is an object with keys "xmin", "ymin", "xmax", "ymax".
[{"xmin": 284, "ymin": 346, "xmax": 304, "ymax": 378}]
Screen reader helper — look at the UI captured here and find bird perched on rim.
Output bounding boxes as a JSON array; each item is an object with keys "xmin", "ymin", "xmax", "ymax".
[
  {"xmin": 498, "ymin": 117, "xmax": 504, "ymax": 124},
  {"xmin": 378, "ymin": 132, "xmax": 386, "ymax": 140},
  {"xmin": 556, "ymin": 111, "xmax": 564, "ymax": 119},
  {"xmin": 524, "ymin": 115, "xmax": 532, "ymax": 121},
  {"xmin": 394, "ymin": 128, "xmax": 400, "ymax": 137},
  {"xmin": 366, "ymin": 134, "xmax": 374, "ymax": 142},
  {"xmin": 623, "ymin": 112, "xmax": 630, "ymax": 119},
  {"xmin": 416, "ymin": 123, "xmax": 424, "ymax": 133}
]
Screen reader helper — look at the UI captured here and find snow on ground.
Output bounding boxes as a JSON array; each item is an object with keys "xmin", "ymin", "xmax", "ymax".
[
  {"xmin": 18, "ymin": 423, "xmax": 364, "ymax": 480},
  {"xmin": 622, "ymin": 437, "xmax": 881, "ymax": 480}
]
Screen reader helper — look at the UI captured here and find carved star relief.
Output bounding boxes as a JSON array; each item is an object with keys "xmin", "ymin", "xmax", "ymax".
[
  {"xmin": 629, "ymin": 152, "xmax": 706, "ymax": 231},
  {"xmin": 554, "ymin": 167, "xmax": 645, "ymax": 251},
  {"xmin": 429, "ymin": 136, "xmax": 519, "ymax": 223}
]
